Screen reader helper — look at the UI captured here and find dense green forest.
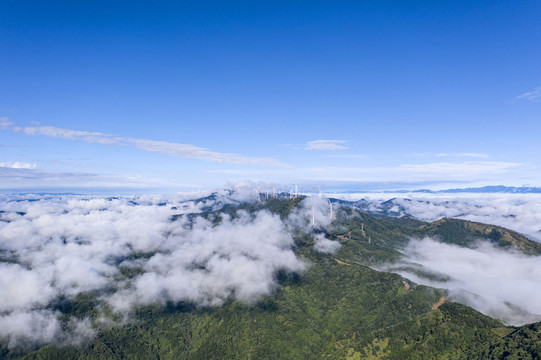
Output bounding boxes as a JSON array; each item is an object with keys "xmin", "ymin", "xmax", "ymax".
[{"xmin": 1, "ymin": 197, "xmax": 540, "ymax": 359}]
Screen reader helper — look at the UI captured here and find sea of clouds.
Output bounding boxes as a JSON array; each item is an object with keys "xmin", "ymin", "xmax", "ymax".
[
  {"xmin": 333, "ymin": 193, "xmax": 541, "ymax": 241},
  {"xmin": 2, "ymin": 187, "xmax": 541, "ymax": 346},
  {"xmin": 379, "ymin": 237, "xmax": 541, "ymax": 326},
  {"xmin": 0, "ymin": 184, "xmax": 338, "ymax": 347},
  {"xmin": 335, "ymin": 193, "xmax": 541, "ymax": 325}
]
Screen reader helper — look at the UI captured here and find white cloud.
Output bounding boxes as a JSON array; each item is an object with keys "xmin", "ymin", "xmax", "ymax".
[
  {"xmin": 436, "ymin": 153, "xmax": 489, "ymax": 159},
  {"xmin": 326, "ymin": 153, "xmax": 368, "ymax": 159},
  {"xmin": 0, "ymin": 117, "xmax": 14, "ymax": 129},
  {"xmin": 397, "ymin": 161, "xmax": 521, "ymax": 176},
  {"xmin": 382, "ymin": 237, "xmax": 541, "ymax": 325},
  {"xmin": 0, "ymin": 162, "xmax": 38, "ymax": 169},
  {"xmin": 127, "ymin": 138, "xmax": 282, "ymax": 166},
  {"xmin": 331, "ymin": 193, "xmax": 541, "ymax": 241},
  {"xmin": 286, "ymin": 194, "xmax": 333, "ymax": 231},
  {"xmin": 205, "ymin": 161, "xmax": 528, "ymax": 188},
  {"xmin": 109, "ymin": 210, "xmax": 305, "ymax": 310},
  {"xmin": 313, "ymin": 233, "xmax": 341, "ymax": 254},
  {"xmin": 401, "ymin": 194, "xmax": 541, "ymax": 241},
  {"xmin": 516, "ymin": 87, "xmax": 541, "ymax": 102},
  {"xmin": 0, "ymin": 310, "xmax": 61, "ymax": 347},
  {"xmin": 3, "ymin": 187, "xmax": 541, "ymax": 345},
  {"xmin": 0, "ymin": 263, "xmax": 56, "ymax": 313},
  {"xmin": 0, "ymin": 166, "xmax": 168, "ymax": 190},
  {"xmin": 0, "ymin": 188, "xmax": 309, "ymax": 345},
  {"xmin": 18, "ymin": 126, "xmax": 115, "ymax": 143},
  {"xmin": 305, "ymin": 140, "xmax": 348, "ymax": 151},
  {"xmin": 7, "ymin": 123, "xmax": 284, "ymax": 166}
]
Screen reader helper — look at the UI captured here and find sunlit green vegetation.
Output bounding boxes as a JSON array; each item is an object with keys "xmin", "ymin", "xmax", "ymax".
[{"xmin": 1, "ymin": 198, "xmax": 540, "ymax": 359}]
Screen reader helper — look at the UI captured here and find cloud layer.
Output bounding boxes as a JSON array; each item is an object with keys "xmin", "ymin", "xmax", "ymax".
[
  {"xmin": 396, "ymin": 161, "xmax": 521, "ymax": 176},
  {"xmin": 334, "ymin": 193, "xmax": 541, "ymax": 241},
  {"xmin": 516, "ymin": 87, "xmax": 541, "ymax": 102},
  {"xmin": 2, "ymin": 188, "xmax": 539, "ymax": 346},
  {"xmin": 382, "ymin": 237, "xmax": 541, "ymax": 326},
  {"xmin": 2, "ymin": 119, "xmax": 283, "ymax": 166},
  {"xmin": 0, "ymin": 186, "xmax": 337, "ymax": 346},
  {"xmin": 305, "ymin": 140, "xmax": 348, "ymax": 151}
]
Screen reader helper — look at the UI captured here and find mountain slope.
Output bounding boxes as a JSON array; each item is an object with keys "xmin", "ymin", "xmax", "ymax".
[{"xmin": 1, "ymin": 197, "xmax": 540, "ymax": 359}]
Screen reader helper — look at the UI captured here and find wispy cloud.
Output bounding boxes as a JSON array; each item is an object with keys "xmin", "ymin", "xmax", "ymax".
[
  {"xmin": 204, "ymin": 161, "xmax": 525, "ymax": 187},
  {"xmin": 305, "ymin": 140, "xmax": 348, "ymax": 151},
  {"xmin": 436, "ymin": 153, "xmax": 489, "ymax": 159},
  {"xmin": 0, "ymin": 117, "xmax": 14, "ymax": 129},
  {"xmin": 397, "ymin": 161, "xmax": 521, "ymax": 176},
  {"xmin": 326, "ymin": 153, "xmax": 368, "ymax": 159},
  {"xmin": 3, "ymin": 120, "xmax": 284, "ymax": 167},
  {"xmin": 0, "ymin": 162, "xmax": 37, "ymax": 169},
  {"xmin": 515, "ymin": 87, "xmax": 541, "ymax": 102},
  {"xmin": 0, "ymin": 166, "xmax": 177, "ymax": 191}
]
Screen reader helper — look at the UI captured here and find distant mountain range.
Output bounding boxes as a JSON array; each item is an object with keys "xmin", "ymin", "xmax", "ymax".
[{"xmin": 385, "ymin": 185, "xmax": 541, "ymax": 194}]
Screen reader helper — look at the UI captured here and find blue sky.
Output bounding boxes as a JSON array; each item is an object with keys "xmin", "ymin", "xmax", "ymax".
[{"xmin": 1, "ymin": 0, "xmax": 540, "ymax": 192}]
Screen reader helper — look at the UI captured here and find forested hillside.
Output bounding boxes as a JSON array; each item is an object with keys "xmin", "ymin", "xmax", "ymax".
[{"xmin": 1, "ymin": 196, "xmax": 540, "ymax": 359}]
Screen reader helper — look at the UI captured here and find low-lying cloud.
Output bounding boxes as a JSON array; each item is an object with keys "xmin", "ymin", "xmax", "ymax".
[
  {"xmin": 334, "ymin": 193, "xmax": 541, "ymax": 241},
  {"xmin": 4, "ymin": 187, "xmax": 538, "ymax": 347},
  {"xmin": 287, "ymin": 194, "xmax": 333, "ymax": 231},
  {"xmin": 399, "ymin": 195, "xmax": 541, "ymax": 241},
  {"xmin": 0, "ymin": 162, "xmax": 38, "ymax": 169},
  {"xmin": 515, "ymin": 86, "xmax": 541, "ymax": 102},
  {"xmin": 0, "ymin": 189, "xmax": 314, "ymax": 346},
  {"xmin": 381, "ymin": 237, "xmax": 541, "ymax": 325},
  {"xmin": 313, "ymin": 233, "xmax": 341, "ymax": 254},
  {"xmin": 0, "ymin": 185, "xmax": 344, "ymax": 347},
  {"xmin": 108, "ymin": 210, "xmax": 305, "ymax": 311}
]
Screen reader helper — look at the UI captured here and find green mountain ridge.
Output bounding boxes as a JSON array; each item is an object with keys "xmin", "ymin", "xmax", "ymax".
[{"xmin": 1, "ymin": 197, "xmax": 540, "ymax": 359}]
